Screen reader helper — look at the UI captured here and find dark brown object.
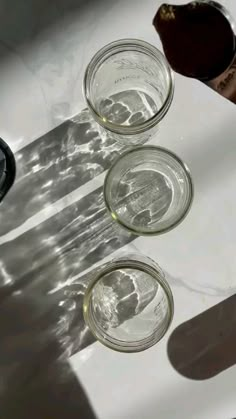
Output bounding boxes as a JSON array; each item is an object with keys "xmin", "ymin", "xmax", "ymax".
[
  {"xmin": 153, "ymin": 2, "xmax": 235, "ymax": 81},
  {"xmin": 0, "ymin": 138, "xmax": 15, "ymax": 203}
]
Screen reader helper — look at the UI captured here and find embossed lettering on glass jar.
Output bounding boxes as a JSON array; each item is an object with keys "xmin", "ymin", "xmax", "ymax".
[{"xmin": 83, "ymin": 39, "xmax": 174, "ymax": 146}]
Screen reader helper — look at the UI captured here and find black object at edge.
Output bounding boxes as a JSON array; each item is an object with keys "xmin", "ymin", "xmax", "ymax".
[{"xmin": 0, "ymin": 138, "xmax": 16, "ymax": 203}]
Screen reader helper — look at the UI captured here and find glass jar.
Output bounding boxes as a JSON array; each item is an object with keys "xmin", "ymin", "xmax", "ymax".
[
  {"xmin": 104, "ymin": 145, "xmax": 193, "ymax": 235},
  {"xmin": 83, "ymin": 39, "xmax": 174, "ymax": 146},
  {"xmin": 83, "ymin": 253, "xmax": 174, "ymax": 352}
]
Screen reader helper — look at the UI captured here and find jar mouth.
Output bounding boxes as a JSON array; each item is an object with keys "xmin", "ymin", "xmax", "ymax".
[
  {"xmin": 103, "ymin": 145, "xmax": 194, "ymax": 236},
  {"xmin": 83, "ymin": 259, "xmax": 174, "ymax": 352},
  {"xmin": 83, "ymin": 39, "xmax": 175, "ymax": 135}
]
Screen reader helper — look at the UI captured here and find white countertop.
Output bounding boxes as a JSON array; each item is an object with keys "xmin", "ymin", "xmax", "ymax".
[{"xmin": 0, "ymin": 0, "xmax": 236, "ymax": 418}]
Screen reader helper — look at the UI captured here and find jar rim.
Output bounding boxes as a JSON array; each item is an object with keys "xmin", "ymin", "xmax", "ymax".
[
  {"xmin": 103, "ymin": 145, "xmax": 194, "ymax": 236},
  {"xmin": 83, "ymin": 38, "xmax": 174, "ymax": 135}
]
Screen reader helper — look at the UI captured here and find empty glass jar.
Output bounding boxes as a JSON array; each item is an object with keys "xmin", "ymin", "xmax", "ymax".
[
  {"xmin": 83, "ymin": 39, "xmax": 174, "ymax": 146},
  {"xmin": 104, "ymin": 146, "xmax": 193, "ymax": 235},
  {"xmin": 83, "ymin": 253, "xmax": 174, "ymax": 352}
]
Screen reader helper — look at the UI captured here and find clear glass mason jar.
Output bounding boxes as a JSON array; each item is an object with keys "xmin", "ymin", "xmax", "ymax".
[
  {"xmin": 83, "ymin": 253, "xmax": 174, "ymax": 352},
  {"xmin": 104, "ymin": 146, "xmax": 193, "ymax": 235},
  {"xmin": 83, "ymin": 39, "xmax": 174, "ymax": 146}
]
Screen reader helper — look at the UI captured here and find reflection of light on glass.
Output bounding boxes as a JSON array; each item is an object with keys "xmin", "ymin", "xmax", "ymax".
[{"xmin": 111, "ymin": 212, "xmax": 117, "ymax": 220}]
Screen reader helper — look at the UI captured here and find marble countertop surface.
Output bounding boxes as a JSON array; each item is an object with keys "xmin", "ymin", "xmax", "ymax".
[{"xmin": 0, "ymin": 0, "xmax": 236, "ymax": 418}]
